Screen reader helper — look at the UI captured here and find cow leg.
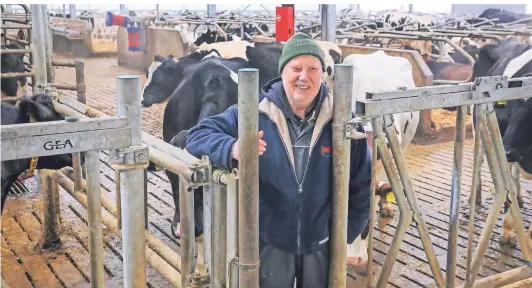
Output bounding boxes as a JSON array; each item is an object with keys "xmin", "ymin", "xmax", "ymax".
[
  {"xmin": 166, "ymin": 170, "xmax": 182, "ymax": 238},
  {"xmin": 500, "ymin": 199, "xmax": 518, "ymax": 247},
  {"xmin": 166, "ymin": 170, "xmax": 204, "ymax": 239},
  {"xmin": 378, "ymin": 182, "xmax": 395, "ymax": 218}
]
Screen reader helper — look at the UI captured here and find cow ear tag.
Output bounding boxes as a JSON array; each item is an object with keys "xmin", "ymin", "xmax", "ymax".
[{"xmin": 386, "ymin": 191, "xmax": 396, "ymax": 203}]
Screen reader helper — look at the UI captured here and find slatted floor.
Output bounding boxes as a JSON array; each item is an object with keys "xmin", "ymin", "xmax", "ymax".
[{"xmin": 2, "ymin": 56, "xmax": 531, "ymax": 287}]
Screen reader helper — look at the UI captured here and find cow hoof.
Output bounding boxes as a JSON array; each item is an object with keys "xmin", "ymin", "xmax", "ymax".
[
  {"xmin": 380, "ymin": 205, "xmax": 395, "ymax": 218},
  {"xmin": 500, "ymin": 234, "xmax": 518, "ymax": 248}
]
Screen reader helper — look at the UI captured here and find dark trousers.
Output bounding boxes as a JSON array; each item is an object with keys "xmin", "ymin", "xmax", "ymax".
[{"xmin": 259, "ymin": 243, "xmax": 329, "ymax": 288}]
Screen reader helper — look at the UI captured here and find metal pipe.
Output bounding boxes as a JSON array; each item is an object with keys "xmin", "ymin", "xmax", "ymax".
[
  {"xmin": 237, "ymin": 68, "xmax": 260, "ymax": 288},
  {"xmin": 0, "ymin": 70, "xmax": 35, "ymax": 78},
  {"xmin": 52, "ymin": 60, "xmax": 77, "ymax": 67},
  {"xmin": 485, "ymin": 105, "xmax": 532, "ymax": 260},
  {"xmin": 203, "ymin": 166, "xmax": 213, "ymax": 278},
  {"xmin": 61, "ymin": 168, "xmax": 182, "ymax": 272},
  {"xmin": 457, "ymin": 266, "xmax": 532, "ymax": 288},
  {"xmin": 51, "ymin": 83, "xmax": 77, "ymax": 90},
  {"xmin": 382, "ymin": 114, "xmax": 445, "ymax": 287},
  {"xmin": 446, "ymin": 105, "xmax": 466, "ymax": 287},
  {"xmin": 4, "ymin": 36, "xmax": 29, "ymax": 45},
  {"xmin": 221, "ymin": 171, "xmax": 239, "ymax": 288},
  {"xmin": 469, "ymin": 104, "xmax": 513, "ymax": 283},
  {"xmin": 465, "ymin": 109, "xmax": 483, "ymax": 287},
  {"xmin": 38, "ymin": 169, "xmax": 61, "ymax": 249},
  {"xmin": 321, "ymin": 5, "xmax": 336, "ymax": 42},
  {"xmin": 143, "ymin": 132, "xmax": 203, "ymax": 167},
  {"xmin": 366, "ymin": 133, "xmax": 377, "ymax": 288},
  {"xmin": 0, "ymin": 48, "xmax": 33, "ymax": 54},
  {"xmin": 75, "ymin": 59, "xmax": 86, "ymax": 104},
  {"xmin": 212, "ymin": 181, "xmax": 227, "ymax": 288},
  {"xmin": 0, "ymin": 24, "xmax": 31, "ymax": 29},
  {"xmin": 55, "ymin": 172, "xmax": 181, "ymax": 287},
  {"xmin": 42, "ymin": 5, "xmax": 54, "ymax": 84},
  {"xmin": 179, "ymin": 176, "xmax": 195, "ymax": 287},
  {"xmin": 116, "ymin": 75, "xmax": 146, "ymax": 288},
  {"xmin": 328, "ymin": 63, "xmax": 353, "ymax": 288},
  {"xmin": 30, "ymin": 4, "xmax": 47, "ymax": 94},
  {"xmin": 372, "ymin": 117, "xmax": 413, "ymax": 288},
  {"xmin": 84, "ymin": 150, "xmax": 105, "ymax": 288},
  {"xmin": 148, "ymin": 147, "xmax": 195, "ymax": 182}
]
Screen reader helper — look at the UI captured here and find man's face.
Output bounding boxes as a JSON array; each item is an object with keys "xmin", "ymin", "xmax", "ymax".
[{"xmin": 281, "ymin": 55, "xmax": 323, "ymax": 112}]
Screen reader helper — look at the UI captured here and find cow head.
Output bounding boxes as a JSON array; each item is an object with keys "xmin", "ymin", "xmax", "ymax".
[
  {"xmin": 1, "ymin": 43, "xmax": 27, "ymax": 97},
  {"xmin": 503, "ymin": 98, "xmax": 532, "ymax": 176},
  {"xmin": 193, "ymin": 29, "xmax": 234, "ymax": 46},
  {"xmin": 196, "ymin": 60, "xmax": 241, "ymax": 122},
  {"xmin": 142, "ymin": 55, "xmax": 180, "ymax": 108},
  {"xmin": 2, "ymin": 94, "xmax": 80, "ymax": 185}
]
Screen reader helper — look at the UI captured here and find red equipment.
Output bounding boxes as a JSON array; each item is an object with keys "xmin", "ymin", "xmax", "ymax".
[{"xmin": 276, "ymin": 5, "xmax": 294, "ymax": 42}]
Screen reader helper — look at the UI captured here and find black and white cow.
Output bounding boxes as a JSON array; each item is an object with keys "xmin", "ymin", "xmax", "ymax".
[
  {"xmin": 193, "ymin": 28, "xmax": 236, "ymax": 46},
  {"xmin": 141, "ymin": 50, "xmax": 223, "ymax": 108},
  {"xmin": 161, "ymin": 57, "xmax": 251, "ymax": 238},
  {"xmin": 470, "ymin": 38, "xmax": 532, "ymax": 246},
  {"xmin": 1, "ymin": 94, "xmax": 80, "ymax": 212},
  {"xmin": 379, "ymin": 11, "xmax": 437, "ymax": 31},
  {"xmin": 1, "ymin": 43, "xmax": 27, "ymax": 97},
  {"xmin": 477, "ymin": 8, "xmax": 531, "ymax": 24}
]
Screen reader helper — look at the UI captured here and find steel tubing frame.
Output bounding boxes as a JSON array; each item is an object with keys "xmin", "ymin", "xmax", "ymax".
[
  {"xmin": 55, "ymin": 172, "xmax": 181, "ymax": 287},
  {"xmin": 115, "ymin": 75, "xmax": 147, "ymax": 288},
  {"xmin": 329, "ymin": 64, "xmax": 353, "ymax": 288},
  {"xmin": 355, "ymin": 81, "xmax": 532, "ymax": 288},
  {"xmin": 446, "ymin": 105, "xmax": 467, "ymax": 286},
  {"xmin": 237, "ymin": 68, "xmax": 260, "ymax": 288}
]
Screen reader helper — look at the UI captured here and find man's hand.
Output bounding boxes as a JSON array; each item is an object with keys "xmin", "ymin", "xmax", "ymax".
[{"xmin": 231, "ymin": 131, "xmax": 267, "ymax": 161}]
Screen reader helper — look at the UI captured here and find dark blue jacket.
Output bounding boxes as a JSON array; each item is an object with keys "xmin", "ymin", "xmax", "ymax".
[{"xmin": 185, "ymin": 78, "xmax": 372, "ymax": 255}]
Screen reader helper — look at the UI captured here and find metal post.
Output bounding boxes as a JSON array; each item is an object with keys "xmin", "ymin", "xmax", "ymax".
[
  {"xmin": 116, "ymin": 75, "xmax": 146, "ymax": 288},
  {"xmin": 180, "ymin": 176, "xmax": 195, "ymax": 287},
  {"xmin": 328, "ymin": 64, "xmax": 353, "ymax": 288},
  {"xmin": 409, "ymin": 4, "xmax": 414, "ymax": 13},
  {"xmin": 30, "ymin": 4, "xmax": 47, "ymax": 94},
  {"xmin": 42, "ymin": 5, "xmax": 54, "ymax": 84},
  {"xmin": 321, "ymin": 4, "xmax": 336, "ymax": 42},
  {"xmin": 155, "ymin": 4, "xmax": 160, "ymax": 18},
  {"xmin": 120, "ymin": 4, "xmax": 128, "ymax": 15},
  {"xmin": 224, "ymin": 173, "xmax": 239, "ymax": 288},
  {"xmin": 38, "ymin": 169, "xmax": 61, "ymax": 250},
  {"xmin": 207, "ymin": 4, "xmax": 216, "ymax": 17},
  {"xmin": 465, "ymin": 109, "xmax": 483, "ymax": 287},
  {"xmin": 237, "ymin": 68, "xmax": 260, "ymax": 288},
  {"xmin": 85, "ymin": 150, "xmax": 105, "ymax": 288},
  {"xmin": 446, "ymin": 105, "xmax": 466, "ymax": 287},
  {"xmin": 212, "ymin": 176, "xmax": 227, "ymax": 288},
  {"xmin": 75, "ymin": 59, "xmax": 86, "ymax": 104},
  {"xmin": 69, "ymin": 4, "xmax": 76, "ymax": 18}
]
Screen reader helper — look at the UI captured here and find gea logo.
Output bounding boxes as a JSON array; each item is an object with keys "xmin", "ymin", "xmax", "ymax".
[{"xmin": 43, "ymin": 139, "xmax": 74, "ymax": 150}]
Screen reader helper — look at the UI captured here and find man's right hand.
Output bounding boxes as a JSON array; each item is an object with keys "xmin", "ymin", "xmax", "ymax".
[{"xmin": 231, "ymin": 131, "xmax": 267, "ymax": 161}]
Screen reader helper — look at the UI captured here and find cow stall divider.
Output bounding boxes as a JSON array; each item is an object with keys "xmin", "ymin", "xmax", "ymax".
[
  {"xmin": 344, "ymin": 75, "xmax": 532, "ymax": 288},
  {"xmin": 0, "ymin": 75, "xmax": 149, "ymax": 288}
]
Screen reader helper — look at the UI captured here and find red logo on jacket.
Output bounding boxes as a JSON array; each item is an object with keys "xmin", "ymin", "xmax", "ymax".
[{"xmin": 321, "ymin": 146, "xmax": 331, "ymax": 154}]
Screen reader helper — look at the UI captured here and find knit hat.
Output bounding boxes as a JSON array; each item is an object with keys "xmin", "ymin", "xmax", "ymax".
[{"xmin": 278, "ymin": 32, "xmax": 326, "ymax": 74}]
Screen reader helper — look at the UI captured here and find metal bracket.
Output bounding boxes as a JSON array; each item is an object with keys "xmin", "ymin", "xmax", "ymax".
[
  {"xmin": 109, "ymin": 145, "xmax": 150, "ymax": 230},
  {"xmin": 109, "ymin": 145, "xmax": 150, "ymax": 167},
  {"xmin": 471, "ymin": 76, "xmax": 508, "ymax": 101},
  {"xmin": 187, "ymin": 155, "xmax": 211, "ymax": 189},
  {"xmin": 345, "ymin": 116, "xmax": 370, "ymax": 140}
]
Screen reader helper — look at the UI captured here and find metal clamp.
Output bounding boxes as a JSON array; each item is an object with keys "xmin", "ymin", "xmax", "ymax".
[
  {"xmin": 109, "ymin": 145, "xmax": 150, "ymax": 230},
  {"xmin": 233, "ymin": 257, "xmax": 260, "ymax": 272},
  {"xmin": 345, "ymin": 117, "xmax": 370, "ymax": 140},
  {"xmin": 471, "ymin": 76, "xmax": 508, "ymax": 100},
  {"xmin": 109, "ymin": 145, "xmax": 150, "ymax": 168},
  {"xmin": 188, "ymin": 155, "xmax": 211, "ymax": 189}
]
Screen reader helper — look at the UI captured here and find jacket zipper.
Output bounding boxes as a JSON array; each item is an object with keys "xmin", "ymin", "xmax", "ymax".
[
  {"xmin": 262, "ymin": 111, "xmax": 331, "ymax": 254},
  {"xmin": 297, "ymin": 119, "xmax": 331, "ymax": 253}
]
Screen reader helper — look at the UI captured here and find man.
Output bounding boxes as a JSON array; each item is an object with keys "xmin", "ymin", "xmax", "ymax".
[{"xmin": 185, "ymin": 32, "xmax": 372, "ymax": 287}]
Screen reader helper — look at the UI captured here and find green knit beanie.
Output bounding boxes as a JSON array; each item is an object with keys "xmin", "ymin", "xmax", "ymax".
[{"xmin": 278, "ymin": 32, "xmax": 326, "ymax": 74}]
